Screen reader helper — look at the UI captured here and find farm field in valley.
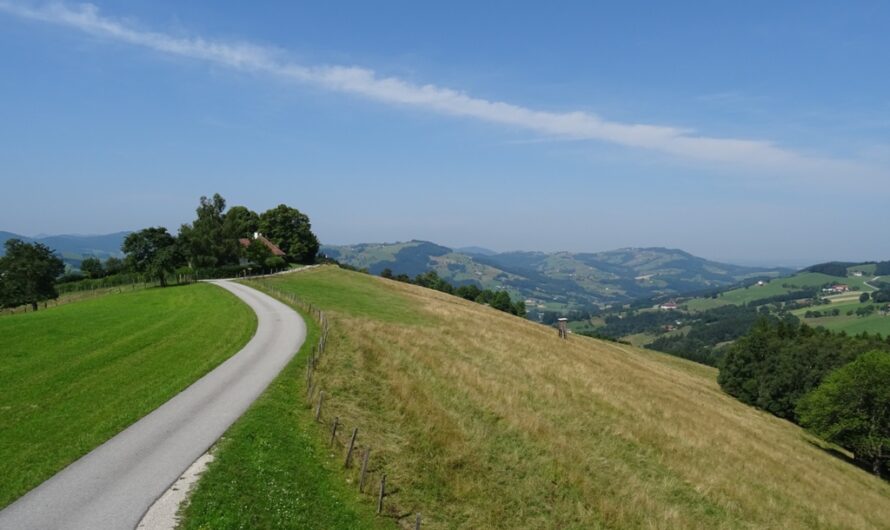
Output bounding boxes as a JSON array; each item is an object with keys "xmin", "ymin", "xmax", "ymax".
[{"xmin": 685, "ymin": 272, "xmax": 849, "ymax": 312}]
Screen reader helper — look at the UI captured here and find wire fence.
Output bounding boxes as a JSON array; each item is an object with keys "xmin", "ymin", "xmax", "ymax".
[{"xmin": 248, "ymin": 278, "xmax": 424, "ymax": 528}]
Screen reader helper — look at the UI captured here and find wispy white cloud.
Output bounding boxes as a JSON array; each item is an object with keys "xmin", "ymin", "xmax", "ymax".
[{"xmin": 0, "ymin": 1, "xmax": 880, "ymax": 181}]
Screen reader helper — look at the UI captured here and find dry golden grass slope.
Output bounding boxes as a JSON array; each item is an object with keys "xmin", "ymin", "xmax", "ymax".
[{"xmin": 259, "ymin": 267, "xmax": 890, "ymax": 529}]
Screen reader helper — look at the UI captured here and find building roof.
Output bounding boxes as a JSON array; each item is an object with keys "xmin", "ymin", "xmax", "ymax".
[{"xmin": 239, "ymin": 234, "xmax": 286, "ymax": 257}]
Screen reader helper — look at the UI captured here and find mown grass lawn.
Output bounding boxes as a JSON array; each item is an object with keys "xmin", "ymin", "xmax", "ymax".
[{"xmin": 0, "ymin": 283, "xmax": 256, "ymax": 508}]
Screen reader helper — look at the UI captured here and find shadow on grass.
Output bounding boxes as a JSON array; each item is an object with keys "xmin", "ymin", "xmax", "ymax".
[
  {"xmin": 804, "ymin": 438, "xmax": 887, "ymax": 479},
  {"xmin": 152, "ymin": 282, "xmax": 199, "ymax": 290}
]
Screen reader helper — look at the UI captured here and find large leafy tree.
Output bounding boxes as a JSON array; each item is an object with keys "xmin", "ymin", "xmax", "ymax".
[
  {"xmin": 258, "ymin": 204, "xmax": 319, "ymax": 264},
  {"xmin": 179, "ymin": 194, "xmax": 238, "ymax": 268},
  {"xmin": 797, "ymin": 351, "xmax": 890, "ymax": 477},
  {"xmin": 222, "ymin": 205, "xmax": 260, "ymax": 240},
  {"xmin": 0, "ymin": 239, "xmax": 65, "ymax": 310},
  {"xmin": 122, "ymin": 227, "xmax": 180, "ymax": 286}
]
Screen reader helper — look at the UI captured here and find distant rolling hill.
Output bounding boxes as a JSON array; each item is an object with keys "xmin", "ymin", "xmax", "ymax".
[
  {"xmin": 0, "ymin": 231, "xmax": 128, "ymax": 268},
  {"xmin": 321, "ymin": 240, "xmax": 792, "ymax": 310}
]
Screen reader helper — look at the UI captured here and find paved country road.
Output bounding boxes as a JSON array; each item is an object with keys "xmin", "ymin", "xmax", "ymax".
[{"xmin": 0, "ymin": 280, "xmax": 306, "ymax": 530}]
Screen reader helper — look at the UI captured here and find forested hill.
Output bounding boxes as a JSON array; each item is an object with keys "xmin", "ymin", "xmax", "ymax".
[{"xmin": 321, "ymin": 240, "xmax": 791, "ymax": 310}]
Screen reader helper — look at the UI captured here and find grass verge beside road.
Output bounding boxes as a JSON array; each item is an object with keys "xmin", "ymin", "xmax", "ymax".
[
  {"xmin": 0, "ymin": 283, "xmax": 256, "ymax": 508},
  {"xmin": 179, "ymin": 284, "xmax": 390, "ymax": 530}
]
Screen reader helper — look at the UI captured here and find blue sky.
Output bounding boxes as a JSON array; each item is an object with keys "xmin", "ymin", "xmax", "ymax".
[{"xmin": 1, "ymin": 1, "xmax": 888, "ymax": 265}]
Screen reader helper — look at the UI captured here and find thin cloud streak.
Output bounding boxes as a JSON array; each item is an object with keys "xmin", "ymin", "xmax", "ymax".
[{"xmin": 0, "ymin": 1, "xmax": 878, "ymax": 180}]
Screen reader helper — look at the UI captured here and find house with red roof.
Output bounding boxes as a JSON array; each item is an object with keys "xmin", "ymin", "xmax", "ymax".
[{"xmin": 239, "ymin": 232, "xmax": 286, "ymax": 265}]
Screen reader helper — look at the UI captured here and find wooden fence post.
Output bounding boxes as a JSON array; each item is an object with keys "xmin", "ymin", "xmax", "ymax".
[
  {"xmin": 344, "ymin": 427, "xmax": 358, "ymax": 468},
  {"xmin": 329, "ymin": 416, "xmax": 339, "ymax": 446},
  {"xmin": 377, "ymin": 473, "xmax": 386, "ymax": 514},
  {"xmin": 315, "ymin": 391, "xmax": 325, "ymax": 421},
  {"xmin": 358, "ymin": 447, "xmax": 370, "ymax": 492},
  {"xmin": 306, "ymin": 357, "xmax": 313, "ymax": 383}
]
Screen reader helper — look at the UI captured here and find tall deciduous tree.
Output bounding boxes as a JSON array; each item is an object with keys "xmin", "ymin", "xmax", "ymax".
[
  {"xmin": 0, "ymin": 239, "xmax": 65, "ymax": 310},
  {"xmin": 797, "ymin": 351, "xmax": 890, "ymax": 477},
  {"xmin": 122, "ymin": 227, "xmax": 179, "ymax": 286},
  {"xmin": 258, "ymin": 204, "xmax": 319, "ymax": 264},
  {"xmin": 179, "ymin": 194, "xmax": 238, "ymax": 268}
]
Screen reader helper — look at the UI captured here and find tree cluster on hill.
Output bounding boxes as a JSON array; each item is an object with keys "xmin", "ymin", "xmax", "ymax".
[
  {"xmin": 123, "ymin": 195, "xmax": 318, "ymax": 285},
  {"xmin": 804, "ymin": 262, "xmax": 857, "ymax": 277},
  {"xmin": 0, "ymin": 194, "xmax": 320, "ymax": 309},
  {"xmin": 718, "ymin": 320, "xmax": 890, "ymax": 421},
  {"xmin": 719, "ymin": 321, "xmax": 890, "ymax": 477},
  {"xmin": 379, "ymin": 268, "xmax": 526, "ymax": 317},
  {"xmin": 77, "ymin": 256, "xmax": 125, "ymax": 279},
  {"xmin": 873, "ymin": 286, "xmax": 890, "ymax": 304},
  {"xmin": 647, "ymin": 305, "xmax": 795, "ymax": 366},
  {"xmin": 746, "ymin": 287, "xmax": 819, "ymax": 307},
  {"xmin": 805, "ymin": 308, "xmax": 841, "ymax": 318},
  {"xmin": 597, "ymin": 309, "xmax": 683, "ymax": 338},
  {"xmin": 539, "ymin": 308, "xmax": 601, "ymax": 325}
]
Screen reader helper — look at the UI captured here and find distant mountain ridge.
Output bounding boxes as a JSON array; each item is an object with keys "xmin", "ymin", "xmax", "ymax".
[
  {"xmin": 0, "ymin": 231, "xmax": 128, "ymax": 268},
  {"xmin": 321, "ymin": 240, "xmax": 792, "ymax": 310}
]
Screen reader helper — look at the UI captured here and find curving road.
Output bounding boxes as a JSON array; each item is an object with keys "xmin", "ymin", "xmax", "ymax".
[{"xmin": 0, "ymin": 280, "xmax": 305, "ymax": 530}]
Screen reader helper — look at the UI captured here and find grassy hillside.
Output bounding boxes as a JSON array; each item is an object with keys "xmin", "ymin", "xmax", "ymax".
[
  {"xmin": 323, "ymin": 241, "xmax": 790, "ymax": 311},
  {"xmin": 205, "ymin": 267, "xmax": 889, "ymax": 528},
  {"xmin": 0, "ymin": 283, "xmax": 256, "ymax": 508}
]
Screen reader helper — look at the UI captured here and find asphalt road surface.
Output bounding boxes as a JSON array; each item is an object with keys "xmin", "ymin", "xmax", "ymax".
[{"xmin": 0, "ymin": 280, "xmax": 306, "ymax": 530}]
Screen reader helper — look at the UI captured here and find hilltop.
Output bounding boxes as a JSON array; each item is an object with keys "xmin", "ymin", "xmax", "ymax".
[
  {"xmin": 181, "ymin": 266, "xmax": 890, "ymax": 528},
  {"xmin": 321, "ymin": 241, "xmax": 790, "ymax": 312}
]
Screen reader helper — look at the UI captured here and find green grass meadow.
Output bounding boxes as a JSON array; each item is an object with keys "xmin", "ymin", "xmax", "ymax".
[
  {"xmin": 793, "ymin": 301, "xmax": 890, "ymax": 335},
  {"xmin": 0, "ymin": 283, "xmax": 256, "ymax": 508}
]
